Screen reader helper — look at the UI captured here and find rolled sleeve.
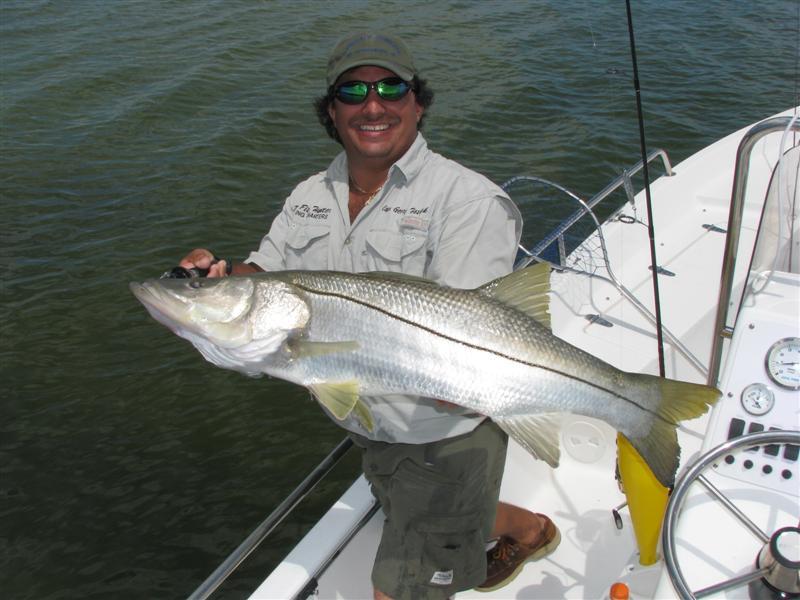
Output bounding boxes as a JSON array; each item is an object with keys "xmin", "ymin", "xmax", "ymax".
[{"xmin": 245, "ymin": 203, "xmax": 292, "ymax": 271}]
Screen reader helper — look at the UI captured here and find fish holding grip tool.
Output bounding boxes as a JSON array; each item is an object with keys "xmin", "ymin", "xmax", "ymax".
[{"xmin": 160, "ymin": 256, "xmax": 233, "ymax": 279}]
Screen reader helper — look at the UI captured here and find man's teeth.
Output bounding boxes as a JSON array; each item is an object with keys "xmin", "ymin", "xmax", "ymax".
[{"xmin": 360, "ymin": 124, "xmax": 389, "ymax": 131}]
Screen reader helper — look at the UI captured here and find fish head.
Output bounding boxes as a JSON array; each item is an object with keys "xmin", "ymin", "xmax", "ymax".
[{"xmin": 130, "ymin": 275, "xmax": 309, "ymax": 373}]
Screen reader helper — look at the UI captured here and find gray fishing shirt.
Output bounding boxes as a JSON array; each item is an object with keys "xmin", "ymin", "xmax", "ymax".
[{"xmin": 246, "ymin": 133, "xmax": 522, "ymax": 444}]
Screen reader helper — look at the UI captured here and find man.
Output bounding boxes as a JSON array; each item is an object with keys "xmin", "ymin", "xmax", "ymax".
[{"xmin": 181, "ymin": 32, "xmax": 559, "ymax": 600}]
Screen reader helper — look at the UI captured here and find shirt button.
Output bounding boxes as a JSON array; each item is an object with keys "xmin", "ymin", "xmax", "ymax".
[{"xmin": 344, "ymin": 237, "xmax": 351, "ymax": 245}]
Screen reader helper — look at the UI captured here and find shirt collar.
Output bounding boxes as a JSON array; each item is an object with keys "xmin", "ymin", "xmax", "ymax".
[
  {"xmin": 390, "ymin": 132, "xmax": 428, "ymax": 184},
  {"xmin": 325, "ymin": 132, "xmax": 429, "ymax": 185}
]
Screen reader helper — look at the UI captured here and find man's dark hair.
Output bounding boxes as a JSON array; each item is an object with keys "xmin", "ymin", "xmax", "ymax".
[{"xmin": 314, "ymin": 76, "xmax": 435, "ymax": 145}]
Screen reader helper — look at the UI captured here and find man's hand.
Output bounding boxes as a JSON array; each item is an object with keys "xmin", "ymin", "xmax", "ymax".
[
  {"xmin": 179, "ymin": 248, "xmax": 228, "ymax": 277},
  {"xmin": 178, "ymin": 248, "xmax": 262, "ymax": 277}
]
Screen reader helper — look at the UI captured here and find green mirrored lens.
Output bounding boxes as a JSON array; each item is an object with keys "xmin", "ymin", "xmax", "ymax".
[
  {"xmin": 376, "ymin": 79, "xmax": 408, "ymax": 100},
  {"xmin": 334, "ymin": 78, "xmax": 411, "ymax": 104},
  {"xmin": 336, "ymin": 82, "xmax": 368, "ymax": 103}
]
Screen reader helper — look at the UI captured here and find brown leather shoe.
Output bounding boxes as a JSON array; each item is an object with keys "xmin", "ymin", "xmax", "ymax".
[{"xmin": 475, "ymin": 514, "xmax": 561, "ymax": 593}]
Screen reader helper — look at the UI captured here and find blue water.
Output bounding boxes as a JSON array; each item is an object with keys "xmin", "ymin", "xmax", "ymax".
[{"xmin": 2, "ymin": 1, "xmax": 798, "ymax": 598}]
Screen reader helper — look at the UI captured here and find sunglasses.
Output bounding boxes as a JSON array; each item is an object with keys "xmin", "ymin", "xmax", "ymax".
[{"xmin": 333, "ymin": 77, "xmax": 413, "ymax": 104}]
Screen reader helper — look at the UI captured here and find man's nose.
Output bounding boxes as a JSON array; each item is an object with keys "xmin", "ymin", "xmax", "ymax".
[{"xmin": 361, "ymin": 91, "xmax": 386, "ymax": 116}]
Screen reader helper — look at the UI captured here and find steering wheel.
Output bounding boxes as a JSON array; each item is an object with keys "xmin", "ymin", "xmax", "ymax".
[{"xmin": 662, "ymin": 430, "xmax": 800, "ymax": 599}]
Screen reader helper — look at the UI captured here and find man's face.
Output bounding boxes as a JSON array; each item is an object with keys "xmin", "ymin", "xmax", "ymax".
[{"xmin": 328, "ymin": 65, "xmax": 423, "ymax": 166}]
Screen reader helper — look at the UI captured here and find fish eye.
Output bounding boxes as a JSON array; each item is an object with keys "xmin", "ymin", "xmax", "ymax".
[{"xmin": 190, "ymin": 280, "xmax": 202, "ymax": 289}]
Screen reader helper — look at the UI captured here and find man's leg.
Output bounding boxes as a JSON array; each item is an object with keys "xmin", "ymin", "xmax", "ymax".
[{"xmin": 352, "ymin": 419, "xmax": 507, "ymax": 600}]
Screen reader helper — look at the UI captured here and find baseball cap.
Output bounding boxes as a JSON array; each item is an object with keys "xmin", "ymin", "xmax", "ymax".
[{"xmin": 326, "ymin": 32, "xmax": 417, "ymax": 87}]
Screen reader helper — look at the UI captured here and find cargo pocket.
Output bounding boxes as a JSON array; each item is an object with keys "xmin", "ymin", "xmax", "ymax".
[
  {"xmin": 284, "ymin": 223, "xmax": 330, "ymax": 269},
  {"xmin": 386, "ymin": 460, "xmax": 485, "ymax": 590},
  {"xmin": 414, "ymin": 514, "xmax": 485, "ymax": 590},
  {"xmin": 366, "ymin": 228, "xmax": 428, "ymax": 275}
]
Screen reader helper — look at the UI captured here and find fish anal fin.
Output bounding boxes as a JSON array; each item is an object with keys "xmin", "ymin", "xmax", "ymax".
[
  {"xmin": 310, "ymin": 381, "xmax": 360, "ymax": 421},
  {"xmin": 353, "ymin": 399, "xmax": 375, "ymax": 432},
  {"xmin": 479, "ymin": 262, "xmax": 551, "ymax": 329},
  {"xmin": 290, "ymin": 340, "xmax": 359, "ymax": 358},
  {"xmin": 495, "ymin": 413, "xmax": 563, "ymax": 468}
]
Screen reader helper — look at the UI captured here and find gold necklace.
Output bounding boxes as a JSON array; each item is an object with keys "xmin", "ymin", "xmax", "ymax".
[{"xmin": 349, "ymin": 176, "xmax": 384, "ymax": 205}]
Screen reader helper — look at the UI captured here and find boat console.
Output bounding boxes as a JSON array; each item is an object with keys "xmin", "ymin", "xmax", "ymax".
[{"xmin": 656, "ymin": 125, "xmax": 800, "ymax": 599}]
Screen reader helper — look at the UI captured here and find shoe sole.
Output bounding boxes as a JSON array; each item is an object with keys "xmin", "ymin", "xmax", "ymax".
[{"xmin": 474, "ymin": 526, "xmax": 562, "ymax": 593}]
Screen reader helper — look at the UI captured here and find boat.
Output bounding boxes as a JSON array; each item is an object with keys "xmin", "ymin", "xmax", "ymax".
[{"xmin": 190, "ymin": 108, "xmax": 800, "ymax": 599}]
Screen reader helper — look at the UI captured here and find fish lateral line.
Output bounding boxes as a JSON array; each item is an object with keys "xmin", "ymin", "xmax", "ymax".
[{"xmin": 291, "ymin": 281, "xmax": 666, "ymax": 421}]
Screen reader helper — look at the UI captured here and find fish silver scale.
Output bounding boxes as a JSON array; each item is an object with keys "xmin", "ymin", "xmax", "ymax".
[{"xmin": 267, "ymin": 271, "xmax": 660, "ymax": 439}]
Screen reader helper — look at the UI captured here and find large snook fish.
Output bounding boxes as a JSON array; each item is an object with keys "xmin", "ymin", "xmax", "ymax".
[{"xmin": 130, "ymin": 264, "xmax": 718, "ymax": 486}]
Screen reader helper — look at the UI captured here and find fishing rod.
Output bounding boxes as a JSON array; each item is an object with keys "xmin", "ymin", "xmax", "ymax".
[{"xmin": 625, "ymin": 0, "xmax": 666, "ymax": 378}]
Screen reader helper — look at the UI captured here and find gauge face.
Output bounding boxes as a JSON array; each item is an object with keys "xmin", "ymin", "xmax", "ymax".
[
  {"xmin": 766, "ymin": 337, "xmax": 800, "ymax": 390},
  {"xmin": 741, "ymin": 383, "xmax": 775, "ymax": 415}
]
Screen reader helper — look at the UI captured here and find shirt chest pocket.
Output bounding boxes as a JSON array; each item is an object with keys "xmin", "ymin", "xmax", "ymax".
[
  {"xmin": 365, "ymin": 228, "xmax": 429, "ymax": 276},
  {"xmin": 285, "ymin": 223, "xmax": 331, "ymax": 269}
]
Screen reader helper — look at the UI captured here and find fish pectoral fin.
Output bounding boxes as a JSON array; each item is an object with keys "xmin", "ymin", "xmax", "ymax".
[
  {"xmin": 310, "ymin": 381, "xmax": 361, "ymax": 420},
  {"xmin": 495, "ymin": 413, "xmax": 563, "ymax": 468},
  {"xmin": 478, "ymin": 262, "xmax": 552, "ymax": 329},
  {"xmin": 289, "ymin": 340, "xmax": 359, "ymax": 358}
]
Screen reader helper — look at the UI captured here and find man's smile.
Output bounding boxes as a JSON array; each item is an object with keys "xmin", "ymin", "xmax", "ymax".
[{"xmin": 358, "ymin": 123, "xmax": 390, "ymax": 132}]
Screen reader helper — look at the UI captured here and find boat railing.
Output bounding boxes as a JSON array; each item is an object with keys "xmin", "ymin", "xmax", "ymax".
[
  {"xmin": 505, "ymin": 150, "xmax": 709, "ymax": 376},
  {"xmin": 508, "ymin": 148, "xmax": 673, "ymax": 269},
  {"xmin": 187, "ymin": 437, "xmax": 355, "ymax": 600},
  {"xmin": 707, "ymin": 114, "xmax": 800, "ymax": 386}
]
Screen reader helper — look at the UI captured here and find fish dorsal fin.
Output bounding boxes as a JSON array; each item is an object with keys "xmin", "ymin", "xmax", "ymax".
[
  {"xmin": 479, "ymin": 262, "xmax": 551, "ymax": 329},
  {"xmin": 494, "ymin": 413, "xmax": 563, "ymax": 468},
  {"xmin": 309, "ymin": 381, "xmax": 360, "ymax": 420}
]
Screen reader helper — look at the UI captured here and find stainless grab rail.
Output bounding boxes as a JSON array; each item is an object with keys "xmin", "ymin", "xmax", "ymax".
[
  {"xmin": 508, "ymin": 148, "xmax": 673, "ymax": 267},
  {"xmin": 187, "ymin": 436, "xmax": 354, "ymax": 600},
  {"xmin": 293, "ymin": 499, "xmax": 382, "ymax": 600},
  {"xmin": 505, "ymin": 151, "xmax": 708, "ymax": 376},
  {"xmin": 706, "ymin": 116, "xmax": 800, "ymax": 386}
]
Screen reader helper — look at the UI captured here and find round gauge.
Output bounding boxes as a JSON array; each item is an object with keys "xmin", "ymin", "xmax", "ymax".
[
  {"xmin": 740, "ymin": 383, "xmax": 775, "ymax": 415},
  {"xmin": 766, "ymin": 337, "xmax": 800, "ymax": 390}
]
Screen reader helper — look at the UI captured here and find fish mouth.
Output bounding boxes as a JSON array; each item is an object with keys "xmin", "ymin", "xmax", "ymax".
[{"xmin": 129, "ymin": 280, "xmax": 190, "ymax": 334}]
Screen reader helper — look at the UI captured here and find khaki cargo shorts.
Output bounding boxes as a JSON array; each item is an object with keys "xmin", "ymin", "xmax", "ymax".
[{"xmin": 350, "ymin": 418, "xmax": 508, "ymax": 600}]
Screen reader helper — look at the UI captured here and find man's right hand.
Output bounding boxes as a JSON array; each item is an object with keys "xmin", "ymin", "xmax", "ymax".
[
  {"xmin": 179, "ymin": 248, "xmax": 262, "ymax": 277},
  {"xmin": 179, "ymin": 248, "xmax": 229, "ymax": 278}
]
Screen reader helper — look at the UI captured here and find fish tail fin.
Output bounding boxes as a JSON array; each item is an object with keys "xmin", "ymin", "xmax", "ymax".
[
  {"xmin": 626, "ymin": 376, "xmax": 719, "ymax": 488},
  {"xmin": 617, "ymin": 377, "xmax": 717, "ymax": 564}
]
